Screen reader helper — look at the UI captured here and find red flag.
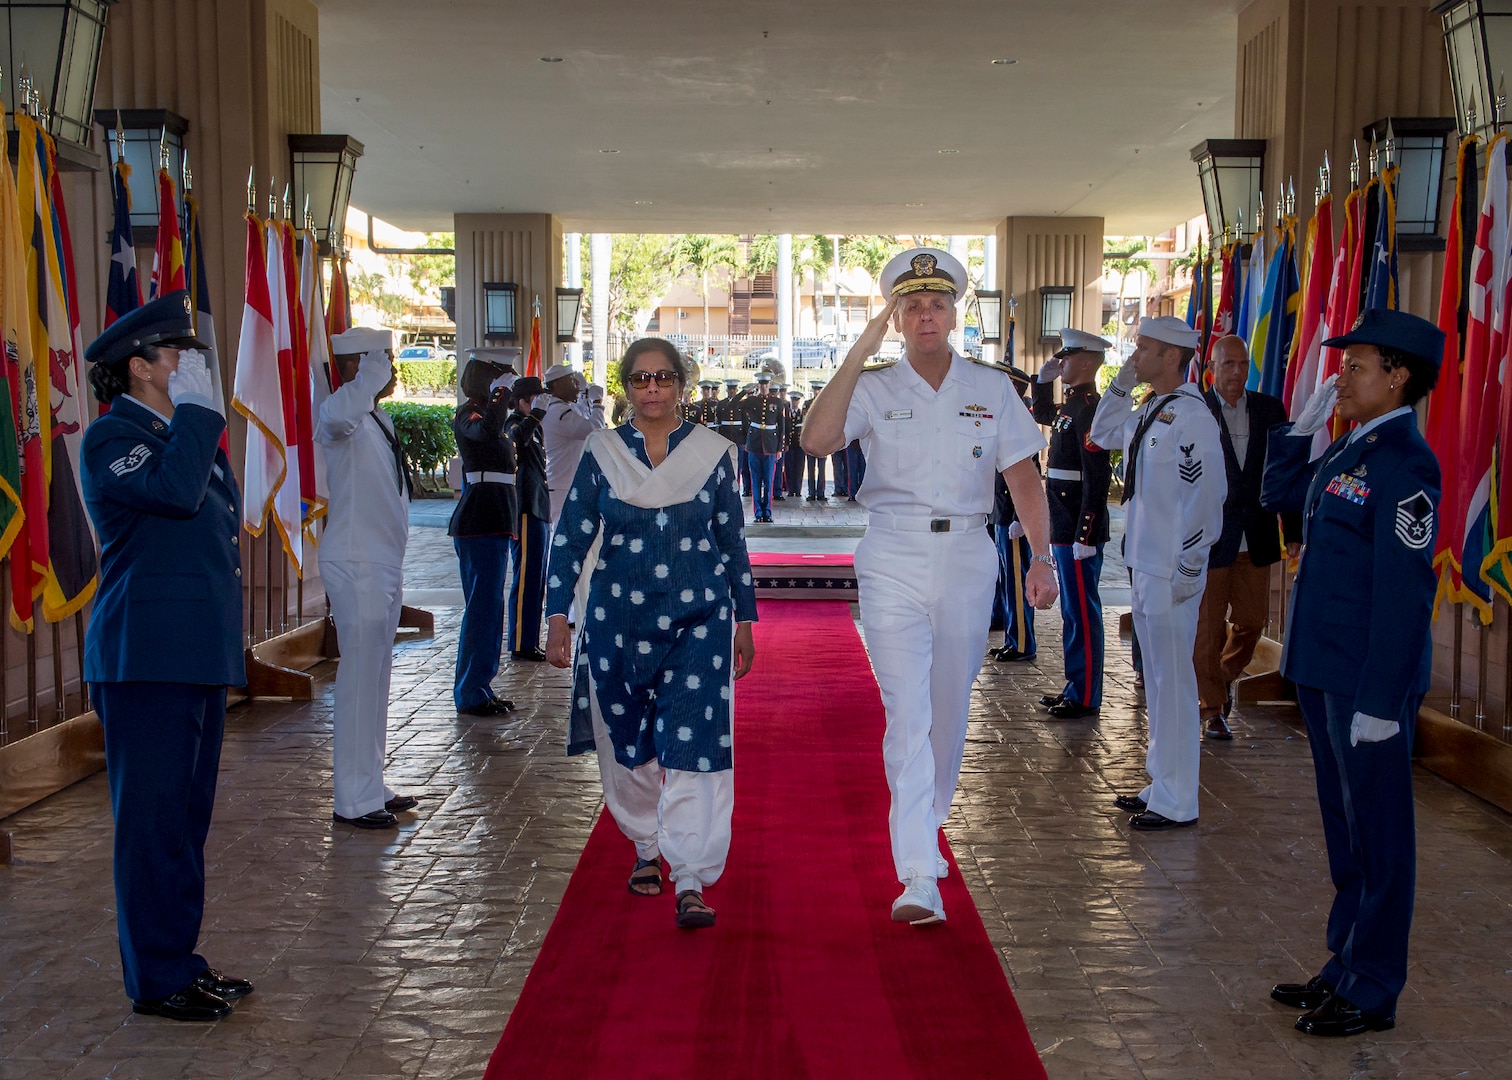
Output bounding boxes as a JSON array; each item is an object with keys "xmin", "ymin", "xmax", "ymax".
[
  {"xmin": 266, "ymin": 217, "xmax": 304, "ymax": 574},
  {"xmin": 1319, "ymin": 186, "xmax": 1363, "ymax": 445},
  {"xmin": 150, "ymin": 168, "xmax": 185, "ymax": 299},
  {"xmin": 1284, "ymin": 192, "xmax": 1334, "ymax": 415},
  {"xmin": 281, "ymin": 221, "xmax": 316, "ymax": 511},
  {"xmin": 525, "ymin": 296, "xmax": 543, "ymax": 379},
  {"xmin": 326, "ymin": 256, "xmax": 350, "ymax": 389},
  {"xmin": 1429, "ymin": 136, "xmax": 1477, "ymax": 616}
]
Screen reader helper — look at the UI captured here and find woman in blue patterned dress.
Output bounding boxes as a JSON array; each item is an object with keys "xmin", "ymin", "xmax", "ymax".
[{"xmin": 545, "ymin": 338, "xmax": 757, "ymax": 929}]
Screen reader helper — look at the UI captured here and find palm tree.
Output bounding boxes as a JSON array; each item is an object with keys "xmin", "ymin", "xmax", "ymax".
[
  {"xmin": 671, "ymin": 234, "xmax": 739, "ymax": 341},
  {"xmin": 1104, "ymin": 238, "xmax": 1154, "ymax": 345},
  {"xmin": 793, "ymin": 235, "xmax": 834, "ymax": 332},
  {"xmin": 843, "ymin": 235, "xmax": 902, "ymax": 318}
]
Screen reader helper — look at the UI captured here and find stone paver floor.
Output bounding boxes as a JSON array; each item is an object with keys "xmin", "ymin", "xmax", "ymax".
[{"xmin": 1, "ymin": 502, "xmax": 1510, "ymax": 1079}]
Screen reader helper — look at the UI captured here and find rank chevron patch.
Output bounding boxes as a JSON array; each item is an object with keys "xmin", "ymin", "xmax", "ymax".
[
  {"xmin": 1178, "ymin": 443, "xmax": 1201, "ymax": 484},
  {"xmin": 1394, "ymin": 490, "xmax": 1434, "ymax": 550}
]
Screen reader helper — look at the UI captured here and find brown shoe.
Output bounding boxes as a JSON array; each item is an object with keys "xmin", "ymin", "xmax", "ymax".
[{"xmin": 1204, "ymin": 716, "xmax": 1234, "ymax": 741}]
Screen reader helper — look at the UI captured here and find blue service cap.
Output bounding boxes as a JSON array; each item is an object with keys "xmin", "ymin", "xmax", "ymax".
[
  {"xmin": 1322, "ymin": 308, "xmax": 1445, "ymax": 369},
  {"xmin": 85, "ymin": 290, "xmax": 207, "ymax": 367}
]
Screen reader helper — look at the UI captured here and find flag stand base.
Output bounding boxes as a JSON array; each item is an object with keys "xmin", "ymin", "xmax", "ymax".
[
  {"xmin": 243, "ymin": 606, "xmax": 435, "ymax": 701},
  {"xmin": 0, "ymin": 710, "xmax": 105, "ymax": 823}
]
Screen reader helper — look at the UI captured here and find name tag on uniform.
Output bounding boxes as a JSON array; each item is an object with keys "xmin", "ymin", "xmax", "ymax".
[
  {"xmin": 1324, "ymin": 474, "xmax": 1371, "ymax": 504},
  {"xmin": 885, "ymin": 409, "xmax": 912, "ymax": 420}
]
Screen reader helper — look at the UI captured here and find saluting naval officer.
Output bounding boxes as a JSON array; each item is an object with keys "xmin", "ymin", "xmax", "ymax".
[
  {"xmin": 319, "ymin": 327, "xmax": 419, "ymax": 830},
  {"xmin": 1089, "ymin": 316, "xmax": 1226, "ymax": 831},
  {"xmin": 1260, "ymin": 309, "xmax": 1443, "ymax": 1038},
  {"xmin": 1032, "ymin": 328, "xmax": 1114, "ymax": 719},
  {"xmin": 449, "ymin": 354, "xmax": 520, "ymax": 713},
  {"xmin": 802, "ymin": 248, "xmax": 1056, "ymax": 925},
  {"xmin": 82, "ymin": 291, "xmax": 254, "ymax": 1021},
  {"xmin": 743, "ymin": 371, "xmax": 784, "ymax": 522},
  {"xmin": 540, "ymin": 363, "xmax": 606, "ymax": 526}
]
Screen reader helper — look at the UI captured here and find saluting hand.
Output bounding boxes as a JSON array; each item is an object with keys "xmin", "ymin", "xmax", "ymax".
[
  {"xmin": 843, "ymin": 298, "xmax": 899, "ymax": 365},
  {"xmin": 1292, "ymin": 374, "xmax": 1339, "ymax": 436},
  {"xmin": 167, "ymin": 349, "xmax": 215, "ymax": 406}
]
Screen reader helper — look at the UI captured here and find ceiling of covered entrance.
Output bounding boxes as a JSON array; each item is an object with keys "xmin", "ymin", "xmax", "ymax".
[{"xmin": 314, "ymin": 0, "xmax": 1246, "ymax": 236}]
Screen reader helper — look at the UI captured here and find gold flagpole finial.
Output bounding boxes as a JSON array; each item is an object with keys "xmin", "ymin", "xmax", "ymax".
[{"xmin": 246, "ymin": 167, "xmax": 256, "ymax": 214}]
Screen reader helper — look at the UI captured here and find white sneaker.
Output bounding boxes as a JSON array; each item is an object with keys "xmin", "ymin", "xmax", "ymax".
[{"xmin": 891, "ymin": 877, "xmax": 946, "ymax": 926}]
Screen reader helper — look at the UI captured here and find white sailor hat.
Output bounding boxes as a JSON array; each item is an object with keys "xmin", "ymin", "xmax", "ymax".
[
  {"xmin": 542, "ymin": 362, "xmax": 576, "ymax": 384},
  {"xmin": 1058, "ymin": 328, "xmax": 1113, "ymax": 353},
  {"xmin": 880, "ymin": 247, "xmax": 967, "ymax": 299},
  {"xmin": 1135, "ymin": 316, "xmax": 1202, "ymax": 350},
  {"xmin": 330, "ymin": 326, "xmax": 394, "ymax": 355}
]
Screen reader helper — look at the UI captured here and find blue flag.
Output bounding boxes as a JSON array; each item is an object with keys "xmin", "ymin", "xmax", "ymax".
[
  {"xmin": 1364, "ymin": 169, "xmax": 1399, "ymax": 311},
  {"xmin": 1252, "ymin": 227, "xmax": 1299, "ymax": 397},
  {"xmin": 104, "ymin": 160, "xmax": 141, "ymax": 327},
  {"xmin": 1185, "ymin": 257, "xmax": 1202, "ymax": 328}
]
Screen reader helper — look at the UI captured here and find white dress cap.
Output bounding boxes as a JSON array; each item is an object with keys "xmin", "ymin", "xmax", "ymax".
[
  {"xmin": 1135, "ymin": 316, "xmax": 1201, "ymax": 350},
  {"xmin": 330, "ymin": 326, "xmax": 394, "ymax": 355}
]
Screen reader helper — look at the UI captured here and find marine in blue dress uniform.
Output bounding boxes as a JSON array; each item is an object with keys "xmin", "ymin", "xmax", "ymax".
[
  {"xmin": 742, "ymin": 372, "xmax": 784, "ymax": 522},
  {"xmin": 80, "ymin": 291, "xmax": 253, "ymax": 1022},
  {"xmin": 805, "ymin": 380, "xmax": 829, "ymax": 498},
  {"xmin": 450, "ymin": 357, "xmax": 520, "ymax": 711},
  {"xmin": 506, "ymin": 376, "xmax": 550, "ymax": 659},
  {"xmin": 1031, "ymin": 328, "xmax": 1114, "ymax": 718},
  {"xmin": 1260, "ymin": 309, "xmax": 1444, "ymax": 1038}
]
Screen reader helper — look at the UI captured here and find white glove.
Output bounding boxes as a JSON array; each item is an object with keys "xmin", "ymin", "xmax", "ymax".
[
  {"xmin": 1073, "ymin": 542, "xmax": 1097, "ymax": 561},
  {"xmin": 1113, "ymin": 354, "xmax": 1139, "ymax": 391},
  {"xmin": 1350, "ymin": 711, "xmax": 1401, "ymax": 746},
  {"xmin": 1037, "ymin": 356, "xmax": 1064, "ymax": 383},
  {"xmin": 586, "ymin": 383, "xmax": 605, "ymax": 405},
  {"xmin": 490, "ymin": 372, "xmax": 515, "ymax": 392},
  {"xmin": 1171, "ymin": 564, "xmax": 1206, "ymax": 604},
  {"xmin": 1006, "ymin": 520, "xmax": 1025, "ymax": 540},
  {"xmin": 1292, "ymin": 374, "xmax": 1339, "ymax": 436},
  {"xmin": 355, "ymin": 348, "xmax": 393, "ymax": 392},
  {"xmin": 167, "ymin": 348, "xmax": 215, "ymax": 407}
]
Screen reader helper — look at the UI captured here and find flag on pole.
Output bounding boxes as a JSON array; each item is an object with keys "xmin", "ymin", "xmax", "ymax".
[
  {"xmin": 1284, "ymin": 190, "xmax": 1335, "ymax": 416},
  {"xmin": 1183, "ymin": 250, "xmax": 1202, "ymax": 329},
  {"xmin": 149, "ymin": 164, "xmax": 185, "ymax": 300},
  {"xmin": 1453, "ymin": 134, "xmax": 1509, "ymax": 622},
  {"xmin": 1428, "ymin": 136, "xmax": 1477, "ymax": 617},
  {"xmin": 231, "ymin": 213, "xmax": 288, "ymax": 546},
  {"xmin": 326, "ymin": 255, "xmax": 350, "ymax": 388},
  {"xmin": 281, "ymin": 219, "xmax": 316, "ymax": 532},
  {"xmin": 1211, "ymin": 242, "xmax": 1238, "ymax": 345},
  {"xmin": 1363, "ymin": 167, "xmax": 1400, "ymax": 311},
  {"xmin": 266, "ymin": 215, "xmax": 304, "ymax": 575},
  {"xmin": 104, "ymin": 156, "xmax": 142, "ymax": 327},
  {"xmin": 0, "ymin": 104, "xmax": 30, "ymax": 580},
  {"xmin": 1004, "ymin": 298, "xmax": 1016, "ymax": 366},
  {"xmin": 1256, "ymin": 219, "xmax": 1300, "ymax": 401},
  {"xmin": 1316, "ymin": 184, "xmax": 1364, "ymax": 451},
  {"xmin": 1237, "ymin": 226, "xmax": 1265, "ymax": 344},
  {"xmin": 300, "ymin": 233, "xmax": 332, "ymax": 538},
  {"xmin": 525, "ymin": 294, "xmax": 543, "ymax": 379}
]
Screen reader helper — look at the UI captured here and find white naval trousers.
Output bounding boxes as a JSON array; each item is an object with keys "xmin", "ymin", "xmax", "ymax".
[
  {"xmin": 589, "ymin": 687, "xmax": 733, "ymax": 897},
  {"xmin": 324, "ymin": 560, "xmax": 404, "ymax": 819},
  {"xmin": 1131, "ymin": 569, "xmax": 1204, "ymax": 822},
  {"xmin": 854, "ymin": 524, "xmax": 998, "ymax": 884}
]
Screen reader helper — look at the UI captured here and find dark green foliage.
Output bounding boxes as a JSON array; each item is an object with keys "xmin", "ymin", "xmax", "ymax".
[
  {"xmin": 380, "ymin": 401, "xmax": 456, "ymax": 488},
  {"xmin": 394, "ymin": 359, "xmax": 457, "ymax": 396}
]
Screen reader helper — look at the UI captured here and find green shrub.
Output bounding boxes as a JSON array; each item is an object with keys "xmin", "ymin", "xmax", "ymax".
[
  {"xmin": 395, "ymin": 359, "xmax": 457, "ymax": 396},
  {"xmin": 381, "ymin": 401, "xmax": 456, "ymax": 486}
]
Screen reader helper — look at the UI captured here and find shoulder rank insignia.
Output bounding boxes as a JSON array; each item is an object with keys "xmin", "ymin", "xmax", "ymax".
[
  {"xmin": 860, "ymin": 359, "xmax": 897, "ymax": 372},
  {"xmin": 1394, "ymin": 490, "xmax": 1434, "ymax": 549},
  {"xmin": 969, "ymin": 357, "xmax": 1011, "ymax": 373}
]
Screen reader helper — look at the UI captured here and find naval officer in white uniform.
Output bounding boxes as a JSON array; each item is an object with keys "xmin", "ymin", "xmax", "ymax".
[
  {"xmin": 1089, "ymin": 316, "xmax": 1226, "ymax": 831},
  {"xmin": 540, "ymin": 363, "xmax": 606, "ymax": 525},
  {"xmin": 318, "ymin": 327, "xmax": 417, "ymax": 830},
  {"xmin": 802, "ymin": 248, "xmax": 1056, "ymax": 926}
]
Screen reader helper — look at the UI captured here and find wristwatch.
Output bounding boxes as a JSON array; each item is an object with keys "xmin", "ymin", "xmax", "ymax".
[{"xmin": 1031, "ymin": 554, "xmax": 1056, "ymax": 567}]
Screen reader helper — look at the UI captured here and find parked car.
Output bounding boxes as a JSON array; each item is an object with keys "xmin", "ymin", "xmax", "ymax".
[
  {"xmin": 396, "ymin": 345, "xmax": 447, "ymax": 362},
  {"xmin": 743, "ymin": 339, "xmax": 835, "ymax": 368}
]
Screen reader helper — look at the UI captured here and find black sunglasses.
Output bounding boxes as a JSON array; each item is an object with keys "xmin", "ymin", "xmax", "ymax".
[{"xmin": 626, "ymin": 370, "xmax": 679, "ymax": 388}]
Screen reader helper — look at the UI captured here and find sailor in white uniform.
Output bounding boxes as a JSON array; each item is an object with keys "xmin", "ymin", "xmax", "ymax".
[
  {"xmin": 540, "ymin": 362, "xmax": 606, "ymax": 525},
  {"xmin": 1088, "ymin": 316, "xmax": 1226, "ymax": 831},
  {"xmin": 318, "ymin": 327, "xmax": 417, "ymax": 830},
  {"xmin": 801, "ymin": 248, "xmax": 1056, "ymax": 926}
]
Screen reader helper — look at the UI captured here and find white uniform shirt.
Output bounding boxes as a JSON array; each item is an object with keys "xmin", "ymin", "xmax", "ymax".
[
  {"xmin": 316, "ymin": 371, "xmax": 410, "ymax": 568},
  {"xmin": 842, "ymin": 353, "xmax": 1045, "ymax": 516},
  {"xmin": 1089, "ymin": 381, "xmax": 1226, "ymax": 579},
  {"xmin": 542, "ymin": 396, "xmax": 606, "ymax": 523}
]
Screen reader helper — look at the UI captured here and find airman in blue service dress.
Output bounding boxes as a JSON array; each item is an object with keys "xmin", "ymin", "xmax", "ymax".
[
  {"xmin": 81, "ymin": 291, "xmax": 253, "ymax": 1022},
  {"xmin": 506, "ymin": 376, "xmax": 551, "ymax": 660},
  {"xmin": 449, "ymin": 356, "xmax": 519, "ymax": 710},
  {"xmin": 1032, "ymin": 329, "xmax": 1113, "ymax": 718},
  {"xmin": 1260, "ymin": 308, "xmax": 1444, "ymax": 1038}
]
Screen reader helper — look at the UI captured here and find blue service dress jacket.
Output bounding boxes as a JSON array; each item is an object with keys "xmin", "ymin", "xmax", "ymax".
[
  {"xmin": 81, "ymin": 397, "xmax": 246, "ymax": 687},
  {"xmin": 1260, "ymin": 411, "xmax": 1439, "ymax": 718}
]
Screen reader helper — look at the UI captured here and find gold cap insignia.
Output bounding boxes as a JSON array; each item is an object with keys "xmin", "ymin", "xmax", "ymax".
[{"xmin": 911, "ymin": 253, "xmax": 937, "ymax": 277}]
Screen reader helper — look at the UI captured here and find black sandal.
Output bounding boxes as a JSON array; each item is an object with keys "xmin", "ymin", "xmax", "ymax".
[
  {"xmin": 628, "ymin": 857, "xmax": 663, "ymax": 896},
  {"xmin": 675, "ymin": 889, "xmax": 716, "ymax": 929}
]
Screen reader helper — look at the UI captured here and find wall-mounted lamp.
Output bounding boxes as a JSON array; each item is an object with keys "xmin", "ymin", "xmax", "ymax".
[
  {"xmin": 555, "ymin": 287, "xmax": 584, "ymax": 343},
  {"xmin": 483, "ymin": 281, "xmax": 519, "ymax": 342},
  {"xmin": 1038, "ymin": 286, "xmax": 1074, "ymax": 344},
  {"xmin": 974, "ymin": 289, "xmax": 1004, "ymax": 345}
]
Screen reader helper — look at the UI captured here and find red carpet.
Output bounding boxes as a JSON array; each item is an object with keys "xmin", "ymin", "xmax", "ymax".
[{"xmin": 483, "ymin": 601, "xmax": 1046, "ymax": 1080}]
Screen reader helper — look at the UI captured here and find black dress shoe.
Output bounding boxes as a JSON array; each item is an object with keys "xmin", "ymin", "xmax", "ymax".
[
  {"xmin": 1039, "ymin": 693, "xmax": 1065, "ymax": 708},
  {"xmin": 458, "ymin": 698, "xmax": 515, "ymax": 717},
  {"xmin": 1128, "ymin": 810, "xmax": 1197, "ymax": 831},
  {"xmin": 1204, "ymin": 716, "xmax": 1234, "ymax": 740},
  {"xmin": 385, "ymin": 795, "xmax": 419, "ymax": 813},
  {"xmin": 1113, "ymin": 794, "xmax": 1147, "ymax": 813},
  {"xmin": 1048, "ymin": 700, "xmax": 1099, "ymax": 720},
  {"xmin": 1295, "ymin": 993, "xmax": 1394, "ymax": 1037},
  {"xmin": 511, "ymin": 648, "xmax": 548, "ymax": 662},
  {"xmin": 194, "ymin": 968, "xmax": 254, "ymax": 1001},
  {"xmin": 132, "ymin": 983, "xmax": 231, "ymax": 1021},
  {"xmin": 1271, "ymin": 975, "xmax": 1333, "ymax": 1010},
  {"xmin": 991, "ymin": 647, "xmax": 1036, "ymax": 662},
  {"xmin": 333, "ymin": 809, "xmax": 398, "ymax": 829}
]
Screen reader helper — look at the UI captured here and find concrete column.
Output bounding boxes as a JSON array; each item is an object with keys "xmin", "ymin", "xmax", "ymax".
[
  {"xmin": 949, "ymin": 235, "xmax": 969, "ymax": 353},
  {"xmin": 982, "ymin": 233, "xmax": 999, "ymax": 365},
  {"xmin": 566, "ymin": 232, "xmax": 583, "ymax": 368},
  {"xmin": 453, "ymin": 213, "xmax": 565, "ymax": 373},
  {"xmin": 993, "ymin": 217, "xmax": 1105, "ymax": 377},
  {"xmin": 776, "ymin": 233, "xmax": 793, "ymax": 372},
  {"xmin": 590, "ymin": 233, "xmax": 612, "ymax": 386}
]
